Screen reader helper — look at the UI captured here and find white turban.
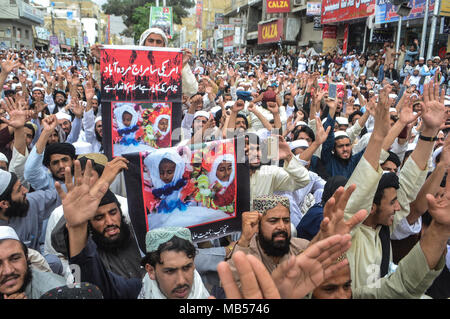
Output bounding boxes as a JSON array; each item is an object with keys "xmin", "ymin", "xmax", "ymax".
[
  {"xmin": 0, "ymin": 152, "xmax": 8, "ymax": 163},
  {"xmin": 139, "ymin": 28, "xmax": 168, "ymax": 47}
]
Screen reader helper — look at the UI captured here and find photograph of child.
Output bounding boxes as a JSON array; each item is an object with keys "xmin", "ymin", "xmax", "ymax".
[
  {"xmin": 112, "ymin": 101, "xmax": 172, "ymax": 156},
  {"xmin": 141, "ymin": 140, "xmax": 237, "ymax": 231}
]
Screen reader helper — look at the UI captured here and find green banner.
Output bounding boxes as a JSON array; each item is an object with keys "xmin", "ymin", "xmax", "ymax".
[{"xmin": 149, "ymin": 6, "xmax": 173, "ymax": 39}]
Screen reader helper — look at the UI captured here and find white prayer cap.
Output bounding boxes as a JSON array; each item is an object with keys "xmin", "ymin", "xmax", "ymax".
[
  {"xmin": 389, "ymin": 108, "xmax": 397, "ymax": 113},
  {"xmin": 0, "ymin": 169, "xmax": 13, "ymax": 196},
  {"xmin": 95, "ymin": 116, "xmax": 102, "ymax": 124},
  {"xmin": 0, "ymin": 226, "xmax": 20, "ymax": 242},
  {"xmin": 295, "ymin": 121, "xmax": 307, "ymax": 127},
  {"xmin": 335, "ymin": 117, "xmax": 349, "ymax": 126},
  {"xmin": 224, "ymin": 101, "xmax": 235, "ymax": 109},
  {"xmin": 92, "ymin": 95, "xmax": 98, "ymax": 100},
  {"xmin": 444, "ymin": 100, "xmax": 450, "ymax": 106},
  {"xmin": 33, "ymin": 80, "xmax": 44, "ymax": 86},
  {"xmin": 210, "ymin": 106, "xmax": 221, "ymax": 116},
  {"xmin": 432, "ymin": 146, "xmax": 443, "ymax": 168},
  {"xmin": 11, "ymin": 83, "xmax": 22, "ymax": 90},
  {"xmin": 72, "ymin": 141, "xmax": 93, "ymax": 156},
  {"xmin": 138, "ymin": 27, "xmax": 168, "ymax": 46},
  {"xmin": 289, "ymin": 139, "xmax": 309, "ymax": 151},
  {"xmin": 0, "ymin": 152, "xmax": 8, "ymax": 163},
  {"xmin": 388, "ymin": 94, "xmax": 397, "ymax": 99},
  {"xmin": 55, "ymin": 112, "xmax": 72, "ymax": 122},
  {"xmin": 32, "ymin": 87, "xmax": 45, "ymax": 93},
  {"xmin": 419, "ymin": 57, "xmax": 425, "ymax": 61},
  {"xmin": 334, "ymin": 131, "xmax": 349, "ymax": 139},
  {"xmin": 194, "ymin": 110, "xmax": 210, "ymax": 120}
]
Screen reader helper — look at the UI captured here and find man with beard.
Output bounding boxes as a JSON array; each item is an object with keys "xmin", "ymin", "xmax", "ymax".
[
  {"xmin": 82, "ymin": 90, "xmax": 103, "ymax": 153},
  {"xmin": 48, "ymin": 90, "xmax": 70, "ymax": 115},
  {"xmin": 0, "ymin": 170, "xmax": 60, "ymax": 263},
  {"xmin": 24, "ymin": 115, "xmax": 76, "ymax": 191},
  {"xmin": 0, "ymin": 226, "xmax": 66, "ymax": 299},
  {"xmin": 57, "ymin": 159, "xmax": 209, "ymax": 299},
  {"xmin": 44, "ymin": 156, "xmax": 136, "ymax": 278},
  {"xmin": 226, "ymin": 195, "xmax": 310, "ymax": 287}
]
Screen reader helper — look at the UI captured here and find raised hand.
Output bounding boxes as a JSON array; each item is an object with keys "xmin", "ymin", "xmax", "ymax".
[
  {"xmin": 1, "ymin": 54, "xmax": 21, "ymax": 74},
  {"xmin": 277, "ymin": 135, "xmax": 294, "ymax": 162},
  {"xmin": 182, "ymin": 48, "xmax": 192, "ymax": 67},
  {"xmin": 421, "ymin": 74, "xmax": 447, "ymax": 133},
  {"xmin": 85, "ymin": 80, "xmax": 95, "ymax": 102},
  {"xmin": 426, "ymin": 168, "xmax": 450, "ymax": 235},
  {"xmin": 238, "ymin": 211, "xmax": 262, "ymax": 248},
  {"xmin": 272, "ymin": 234, "xmax": 352, "ymax": 299},
  {"xmin": 55, "ymin": 159, "xmax": 109, "ymax": 228},
  {"xmin": 314, "ymin": 116, "xmax": 331, "ymax": 145},
  {"xmin": 398, "ymin": 93, "xmax": 421, "ymax": 126},
  {"xmin": 99, "ymin": 156, "xmax": 129, "ymax": 187},
  {"xmin": 316, "ymin": 185, "xmax": 367, "ymax": 241},
  {"xmin": 373, "ymin": 85, "xmax": 392, "ymax": 138},
  {"xmin": 232, "ymin": 99, "xmax": 245, "ymax": 113},
  {"xmin": 0, "ymin": 97, "xmax": 32, "ymax": 129},
  {"xmin": 217, "ymin": 251, "xmax": 281, "ymax": 299},
  {"xmin": 69, "ymin": 97, "xmax": 84, "ymax": 118},
  {"xmin": 267, "ymin": 101, "xmax": 279, "ymax": 114},
  {"xmin": 42, "ymin": 114, "xmax": 58, "ymax": 133}
]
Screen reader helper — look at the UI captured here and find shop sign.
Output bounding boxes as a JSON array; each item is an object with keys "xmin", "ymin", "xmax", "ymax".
[
  {"xmin": 266, "ymin": 0, "xmax": 291, "ymax": 13},
  {"xmin": 375, "ymin": 0, "xmax": 435, "ymax": 24},
  {"xmin": 321, "ymin": 0, "xmax": 376, "ymax": 24},
  {"xmin": 322, "ymin": 25, "xmax": 337, "ymax": 39},
  {"xmin": 258, "ymin": 19, "xmax": 284, "ymax": 44},
  {"xmin": 441, "ymin": 0, "xmax": 450, "ymax": 16},
  {"xmin": 307, "ymin": 2, "xmax": 322, "ymax": 16}
]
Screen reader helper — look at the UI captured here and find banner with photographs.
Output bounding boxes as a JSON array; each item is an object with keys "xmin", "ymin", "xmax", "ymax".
[
  {"xmin": 123, "ymin": 138, "xmax": 250, "ymax": 251},
  {"xmin": 100, "ymin": 45, "xmax": 183, "ymax": 158}
]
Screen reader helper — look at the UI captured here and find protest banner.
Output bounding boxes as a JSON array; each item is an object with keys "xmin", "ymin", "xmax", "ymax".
[
  {"xmin": 100, "ymin": 45, "xmax": 182, "ymax": 158},
  {"xmin": 149, "ymin": 6, "xmax": 173, "ymax": 39},
  {"xmin": 123, "ymin": 138, "xmax": 250, "ymax": 250}
]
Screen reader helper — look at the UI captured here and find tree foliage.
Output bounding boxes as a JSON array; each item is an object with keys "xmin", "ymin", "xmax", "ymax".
[{"xmin": 102, "ymin": 0, "xmax": 195, "ymax": 43}]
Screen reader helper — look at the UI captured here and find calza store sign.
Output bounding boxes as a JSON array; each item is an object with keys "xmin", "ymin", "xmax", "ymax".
[
  {"xmin": 321, "ymin": 0, "xmax": 375, "ymax": 24},
  {"xmin": 258, "ymin": 19, "xmax": 283, "ymax": 44},
  {"xmin": 266, "ymin": 0, "xmax": 291, "ymax": 13}
]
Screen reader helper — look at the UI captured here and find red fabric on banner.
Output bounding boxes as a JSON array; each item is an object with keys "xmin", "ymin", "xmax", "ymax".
[
  {"xmin": 266, "ymin": 0, "xmax": 291, "ymax": 13},
  {"xmin": 100, "ymin": 48, "xmax": 182, "ymax": 102},
  {"xmin": 321, "ymin": 0, "xmax": 376, "ymax": 24},
  {"xmin": 258, "ymin": 19, "xmax": 284, "ymax": 44}
]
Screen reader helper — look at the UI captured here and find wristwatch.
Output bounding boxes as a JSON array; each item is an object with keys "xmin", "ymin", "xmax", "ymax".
[{"xmin": 418, "ymin": 134, "xmax": 438, "ymax": 142}]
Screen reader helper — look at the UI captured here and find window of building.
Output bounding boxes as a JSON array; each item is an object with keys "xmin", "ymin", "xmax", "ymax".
[{"xmin": 25, "ymin": 29, "xmax": 29, "ymax": 40}]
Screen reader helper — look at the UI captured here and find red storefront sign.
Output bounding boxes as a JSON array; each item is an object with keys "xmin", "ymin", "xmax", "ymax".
[
  {"xmin": 321, "ymin": 0, "xmax": 376, "ymax": 24},
  {"xmin": 223, "ymin": 35, "xmax": 234, "ymax": 47},
  {"xmin": 266, "ymin": 0, "xmax": 291, "ymax": 13},
  {"xmin": 258, "ymin": 19, "xmax": 284, "ymax": 44},
  {"xmin": 322, "ymin": 25, "xmax": 337, "ymax": 39},
  {"xmin": 195, "ymin": 0, "xmax": 203, "ymax": 29},
  {"xmin": 343, "ymin": 24, "xmax": 349, "ymax": 54}
]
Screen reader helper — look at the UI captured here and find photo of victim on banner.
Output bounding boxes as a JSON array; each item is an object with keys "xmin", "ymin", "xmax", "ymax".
[
  {"xmin": 123, "ymin": 139, "xmax": 250, "ymax": 247},
  {"xmin": 110, "ymin": 101, "xmax": 172, "ymax": 156}
]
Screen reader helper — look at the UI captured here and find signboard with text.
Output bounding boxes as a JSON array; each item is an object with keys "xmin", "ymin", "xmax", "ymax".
[
  {"xmin": 307, "ymin": 2, "xmax": 322, "ymax": 16},
  {"xmin": 375, "ymin": 0, "xmax": 435, "ymax": 24},
  {"xmin": 321, "ymin": 0, "xmax": 376, "ymax": 24},
  {"xmin": 266, "ymin": 0, "xmax": 291, "ymax": 13},
  {"xmin": 258, "ymin": 19, "xmax": 284, "ymax": 44}
]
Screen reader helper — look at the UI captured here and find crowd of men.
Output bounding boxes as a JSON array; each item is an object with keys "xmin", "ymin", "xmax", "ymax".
[{"xmin": 0, "ymin": 27, "xmax": 449, "ymax": 300}]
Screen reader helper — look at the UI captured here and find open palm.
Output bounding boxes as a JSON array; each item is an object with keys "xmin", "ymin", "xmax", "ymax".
[{"xmin": 272, "ymin": 234, "xmax": 352, "ymax": 299}]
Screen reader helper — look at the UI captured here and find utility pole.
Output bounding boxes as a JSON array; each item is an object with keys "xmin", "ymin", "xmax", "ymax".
[
  {"xmin": 420, "ymin": 0, "xmax": 431, "ymax": 58},
  {"xmin": 427, "ymin": 0, "xmax": 441, "ymax": 59},
  {"xmin": 395, "ymin": 16, "xmax": 402, "ymax": 69}
]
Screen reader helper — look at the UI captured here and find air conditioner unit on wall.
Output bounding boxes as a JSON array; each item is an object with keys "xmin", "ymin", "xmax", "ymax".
[{"xmin": 293, "ymin": 0, "xmax": 306, "ymax": 6}]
